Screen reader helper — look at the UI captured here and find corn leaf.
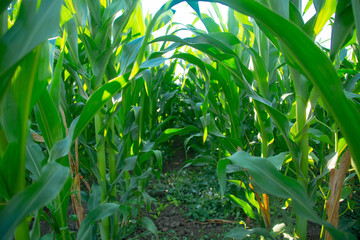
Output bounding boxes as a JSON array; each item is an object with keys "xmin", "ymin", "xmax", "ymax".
[
  {"xmin": 120, "ymin": 37, "xmax": 144, "ymax": 75},
  {"xmin": 0, "ymin": 0, "xmax": 63, "ymax": 102},
  {"xmin": 85, "ymin": 0, "xmax": 101, "ymax": 38},
  {"xmin": 71, "ymin": 0, "xmax": 88, "ymax": 28},
  {"xmin": 227, "ymin": 150, "xmax": 356, "ymax": 239},
  {"xmin": 50, "ymin": 49, "xmax": 65, "ymax": 109},
  {"xmin": 0, "ymin": 162, "xmax": 69, "ymax": 240},
  {"xmin": 217, "ymin": 158, "xmax": 231, "ymax": 196},
  {"xmin": 351, "ymin": 0, "xmax": 360, "ymax": 43},
  {"xmin": 154, "ymin": 126, "xmax": 200, "ymax": 146},
  {"xmin": 35, "ymin": 89, "xmax": 64, "ymax": 150},
  {"xmin": 199, "ymin": 13, "xmax": 222, "ymax": 33},
  {"xmin": 77, "ymin": 203, "xmax": 119, "ymax": 240},
  {"xmin": 25, "ymin": 133, "xmax": 45, "ymax": 180},
  {"xmin": 228, "ymin": 194, "xmax": 256, "ymax": 219},
  {"xmin": 0, "ymin": 1, "xmax": 11, "ymax": 14},
  {"xmin": 330, "ymin": 0, "xmax": 355, "ymax": 60},
  {"xmin": 64, "ymin": 18, "xmax": 80, "ymax": 68},
  {"xmin": 313, "ymin": 0, "xmax": 337, "ymax": 36},
  {"xmin": 224, "ymin": 227, "xmax": 274, "ymax": 240},
  {"xmin": 49, "ymin": 75, "xmax": 129, "ymax": 161},
  {"xmin": 141, "ymin": 217, "xmax": 159, "ymax": 240},
  {"xmin": 0, "ymin": 43, "xmax": 50, "ymax": 197}
]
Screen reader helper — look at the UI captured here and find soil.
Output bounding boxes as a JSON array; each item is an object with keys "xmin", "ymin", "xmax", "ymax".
[
  {"xmin": 306, "ymin": 223, "xmax": 321, "ymax": 240},
  {"xmin": 133, "ymin": 204, "xmax": 235, "ymax": 240}
]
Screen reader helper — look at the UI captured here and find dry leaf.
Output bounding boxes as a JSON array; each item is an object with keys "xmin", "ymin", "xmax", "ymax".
[{"xmin": 325, "ymin": 150, "xmax": 351, "ymax": 240}]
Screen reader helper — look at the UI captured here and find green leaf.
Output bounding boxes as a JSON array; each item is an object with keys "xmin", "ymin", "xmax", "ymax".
[
  {"xmin": 140, "ymin": 57, "xmax": 167, "ymax": 68},
  {"xmin": 224, "ymin": 227, "xmax": 274, "ymax": 240},
  {"xmin": 210, "ymin": 32, "xmax": 241, "ymax": 46},
  {"xmin": 289, "ymin": 2, "xmax": 304, "ymax": 27},
  {"xmin": 77, "ymin": 203, "xmax": 119, "ymax": 240},
  {"xmin": 35, "ymin": 89, "xmax": 64, "ymax": 150},
  {"xmin": 153, "ymin": 9, "xmax": 175, "ymax": 32},
  {"xmin": 120, "ymin": 156, "xmax": 137, "ymax": 174},
  {"xmin": 0, "ymin": 0, "xmax": 63, "ymax": 101},
  {"xmin": 85, "ymin": 0, "xmax": 101, "ymax": 37},
  {"xmin": 155, "ymin": 126, "xmax": 200, "ymax": 146},
  {"xmin": 102, "ymin": 0, "xmax": 124, "ymax": 23},
  {"xmin": 187, "ymin": 0, "xmax": 200, "ymax": 16},
  {"xmin": 211, "ymin": 3, "xmax": 227, "ymax": 31},
  {"xmin": 48, "ymin": 117, "xmax": 78, "ymax": 162},
  {"xmin": 74, "ymin": 75, "xmax": 129, "ymax": 138},
  {"xmin": 130, "ymin": 0, "xmax": 181, "ymax": 79},
  {"xmin": 141, "ymin": 217, "xmax": 158, "ymax": 240},
  {"xmin": 246, "ymin": 46, "xmax": 268, "ymax": 98},
  {"xmin": 119, "ymin": 37, "xmax": 144, "ymax": 75},
  {"xmin": 199, "ymin": 12, "xmax": 222, "ymax": 33},
  {"xmin": 330, "ymin": 1, "xmax": 355, "ymax": 60},
  {"xmin": 313, "ymin": 0, "xmax": 337, "ymax": 36},
  {"xmin": 217, "ymin": 158, "xmax": 231, "ymax": 196},
  {"xmin": 0, "ymin": 0, "xmax": 11, "ymax": 14},
  {"xmin": 64, "ymin": 18, "xmax": 80, "ymax": 67},
  {"xmin": 29, "ymin": 43, "xmax": 51, "ymax": 111},
  {"xmin": 267, "ymin": 0, "xmax": 289, "ymax": 19},
  {"xmin": 94, "ymin": 15, "xmax": 114, "ymax": 51},
  {"xmin": 185, "ymin": 155, "xmax": 217, "ymax": 167},
  {"xmin": 49, "ymin": 75, "xmax": 129, "ymax": 162},
  {"xmin": 267, "ymin": 152, "xmax": 288, "ymax": 170},
  {"xmin": 0, "ymin": 166, "xmax": 9, "ymax": 200},
  {"xmin": 92, "ymin": 47, "xmax": 113, "ymax": 88},
  {"xmin": 207, "ymin": 115, "xmax": 225, "ymax": 138},
  {"xmin": 1, "ymin": 43, "xmax": 50, "ymax": 197},
  {"xmin": 25, "ymin": 133, "xmax": 45, "ymax": 180},
  {"xmin": 71, "ymin": 0, "xmax": 88, "ymax": 28},
  {"xmin": 351, "ymin": 0, "xmax": 360, "ymax": 44},
  {"xmin": 87, "ymin": 184, "xmax": 101, "ymax": 213},
  {"xmin": 228, "ymin": 194, "xmax": 256, "ymax": 219},
  {"xmin": 50, "ymin": 49, "xmax": 65, "ymax": 109},
  {"xmin": 0, "ymin": 162, "xmax": 70, "ymax": 240},
  {"xmin": 59, "ymin": 4, "xmax": 73, "ymax": 27},
  {"xmin": 81, "ymin": 33, "xmax": 99, "ymax": 67},
  {"xmin": 308, "ymin": 128, "xmax": 333, "ymax": 145},
  {"xmin": 30, "ymin": 210, "xmax": 41, "ymax": 240},
  {"xmin": 226, "ymin": 150, "xmax": 356, "ymax": 239},
  {"xmin": 112, "ymin": 0, "xmax": 139, "ymax": 45},
  {"xmin": 227, "ymin": 150, "xmax": 321, "ymax": 223}
]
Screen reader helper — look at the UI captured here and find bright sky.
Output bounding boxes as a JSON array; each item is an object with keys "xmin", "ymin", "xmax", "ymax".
[{"xmin": 141, "ymin": 0, "xmax": 331, "ymax": 48}]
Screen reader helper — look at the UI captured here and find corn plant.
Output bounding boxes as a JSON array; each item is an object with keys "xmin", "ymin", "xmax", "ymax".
[{"xmin": 0, "ymin": 1, "xmax": 71, "ymax": 240}]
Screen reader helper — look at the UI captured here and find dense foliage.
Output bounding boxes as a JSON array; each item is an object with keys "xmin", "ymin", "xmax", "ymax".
[{"xmin": 0, "ymin": 0, "xmax": 359, "ymax": 239}]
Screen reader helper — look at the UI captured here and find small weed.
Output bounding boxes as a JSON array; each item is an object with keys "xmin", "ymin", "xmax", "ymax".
[{"xmin": 149, "ymin": 165, "xmax": 240, "ymax": 222}]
